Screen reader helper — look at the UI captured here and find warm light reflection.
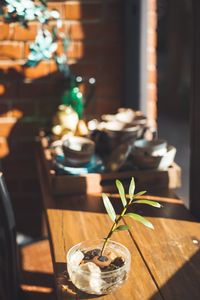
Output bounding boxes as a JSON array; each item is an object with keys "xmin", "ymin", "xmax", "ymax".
[
  {"xmin": 20, "ymin": 284, "xmax": 54, "ymax": 293},
  {"xmin": 0, "ymin": 137, "xmax": 9, "ymax": 157},
  {"xmin": 87, "ymin": 192, "xmax": 120, "ymax": 198},
  {"xmin": 57, "ymin": 270, "xmax": 76, "ymax": 296},
  {"xmin": 0, "ymin": 109, "xmax": 23, "ymax": 122},
  {"xmin": 0, "ymin": 109, "xmax": 23, "ymax": 158},
  {"xmin": 0, "ymin": 84, "xmax": 5, "ymax": 95}
]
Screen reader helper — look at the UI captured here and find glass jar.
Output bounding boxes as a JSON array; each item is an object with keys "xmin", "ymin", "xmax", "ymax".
[{"xmin": 66, "ymin": 239, "xmax": 131, "ymax": 295}]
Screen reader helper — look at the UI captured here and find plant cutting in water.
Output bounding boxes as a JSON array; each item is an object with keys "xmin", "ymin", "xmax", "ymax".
[
  {"xmin": 67, "ymin": 177, "xmax": 162, "ymax": 295},
  {"xmin": 100, "ymin": 177, "xmax": 162, "ymax": 259}
]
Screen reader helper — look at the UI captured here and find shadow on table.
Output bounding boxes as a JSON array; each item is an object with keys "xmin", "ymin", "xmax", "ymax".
[
  {"xmin": 150, "ymin": 248, "xmax": 200, "ymax": 300},
  {"xmin": 54, "ymin": 193, "xmax": 199, "ymax": 223},
  {"xmin": 20, "ymin": 270, "xmax": 56, "ymax": 300},
  {"xmin": 20, "ymin": 289, "xmax": 56, "ymax": 300},
  {"xmin": 21, "ymin": 270, "xmax": 55, "ymax": 287}
]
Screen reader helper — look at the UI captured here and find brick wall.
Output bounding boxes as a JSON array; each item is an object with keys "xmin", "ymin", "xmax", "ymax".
[
  {"xmin": 0, "ymin": 0, "xmax": 157, "ymax": 237},
  {"xmin": 0, "ymin": 0, "xmax": 123, "ymax": 236},
  {"xmin": 146, "ymin": 0, "xmax": 157, "ymax": 128}
]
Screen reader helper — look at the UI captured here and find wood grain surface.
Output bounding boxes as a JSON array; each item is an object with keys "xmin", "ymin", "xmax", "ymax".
[
  {"xmin": 123, "ymin": 198, "xmax": 200, "ymax": 300},
  {"xmin": 37, "ymin": 144, "xmax": 200, "ymax": 300}
]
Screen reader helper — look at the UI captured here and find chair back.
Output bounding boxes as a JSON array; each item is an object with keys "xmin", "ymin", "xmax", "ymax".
[{"xmin": 0, "ymin": 172, "xmax": 19, "ymax": 300}]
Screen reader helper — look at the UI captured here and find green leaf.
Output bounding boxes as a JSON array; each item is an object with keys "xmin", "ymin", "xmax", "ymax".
[
  {"xmin": 25, "ymin": 59, "xmax": 40, "ymax": 67},
  {"xmin": 129, "ymin": 177, "xmax": 135, "ymax": 200},
  {"xmin": 114, "ymin": 225, "xmax": 130, "ymax": 232},
  {"xmin": 62, "ymin": 36, "xmax": 70, "ymax": 52},
  {"xmin": 102, "ymin": 193, "xmax": 116, "ymax": 222},
  {"xmin": 116, "ymin": 179, "xmax": 127, "ymax": 207},
  {"xmin": 134, "ymin": 191, "xmax": 147, "ymax": 197},
  {"xmin": 132, "ymin": 200, "xmax": 162, "ymax": 208},
  {"xmin": 125, "ymin": 213, "xmax": 154, "ymax": 229}
]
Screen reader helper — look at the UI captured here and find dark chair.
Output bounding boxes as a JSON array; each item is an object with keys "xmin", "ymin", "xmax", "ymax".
[{"xmin": 0, "ymin": 172, "xmax": 55, "ymax": 300}]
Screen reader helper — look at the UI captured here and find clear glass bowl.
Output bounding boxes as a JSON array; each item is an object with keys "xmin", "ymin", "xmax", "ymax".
[{"xmin": 66, "ymin": 239, "xmax": 131, "ymax": 295}]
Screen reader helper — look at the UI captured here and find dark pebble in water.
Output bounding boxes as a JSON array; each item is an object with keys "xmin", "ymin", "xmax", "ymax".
[
  {"xmin": 83, "ymin": 248, "xmax": 101, "ymax": 260},
  {"xmin": 112, "ymin": 257, "xmax": 124, "ymax": 268},
  {"xmin": 101, "ymin": 264, "xmax": 118, "ymax": 272},
  {"xmin": 98, "ymin": 255, "xmax": 108, "ymax": 262}
]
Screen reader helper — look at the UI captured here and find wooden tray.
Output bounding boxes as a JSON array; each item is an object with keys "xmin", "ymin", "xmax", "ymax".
[{"xmin": 38, "ymin": 136, "xmax": 181, "ymax": 196}]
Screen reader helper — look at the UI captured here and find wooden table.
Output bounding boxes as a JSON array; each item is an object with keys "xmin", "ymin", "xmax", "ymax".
[{"xmin": 37, "ymin": 148, "xmax": 200, "ymax": 300}]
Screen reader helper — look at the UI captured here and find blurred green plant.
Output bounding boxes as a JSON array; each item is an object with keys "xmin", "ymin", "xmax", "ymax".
[
  {"xmin": 0, "ymin": 1, "xmax": 96, "ymax": 117},
  {"xmin": 0, "ymin": 0, "xmax": 70, "ymax": 74}
]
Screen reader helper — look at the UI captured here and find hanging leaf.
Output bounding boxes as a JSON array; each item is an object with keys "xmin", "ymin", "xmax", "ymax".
[
  {"xmin": 102, "ymin": 193, "xmax": 116, "ymax": 222},
  {"xmin": 62, "ymin": 36, "xmax": 70, "ymax": 52},
  {"xmin": 52, "ymin": 26, "xmax": 58, "ymax": 39},
  {"xmin": 129, "ymin": 177, "xmax": 135, "ymax": 200},
  {"xmin": 125, "ymin": 213, "xmax": 154, "ymax": 229},
  {"xmin": 114, "ymin": 224, "xmax": 130, "ymax": 232},
  {"xmin": 116, "ymin": 179, "xmax": 127, "ymax": 207},
  {"xmin": 132, "ymin": 200, "xmax": 162, "ymax": 208},
  {"xmin": 1, "ymin": 0, "xmax": 71, "ymax": 76},
  {"xmin": 134, "ymin": 191, "xmax": 147, "ymax": 197},
  {"xmin": 25, "ymin": 58, "xmax": 41, "ymax": 67}
]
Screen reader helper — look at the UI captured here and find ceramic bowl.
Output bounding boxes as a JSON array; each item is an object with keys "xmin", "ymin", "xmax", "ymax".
[
  {"xmin": 67, "ymin": 239, "xmax": 131, "ymax": 295},
  {"xmin": 62, "ymin": 136, "xmax": 95, "ymax": 166},
  {"xmin": 131, "ymin": 145, "xmax": 176, "ymax": 170},
  {"xmin": 133, "ymin": 139, "xmax": 167, "ymax": 157},
  {"xmin": 89, "ymin": 121, "xmax": 140, "ymax": 155},
  {"xmin": 106, "ymin": 143, "xmax": 132, "ymax": 171},
  {"xmin": 103, "ymin": 121, "xmax": 143, "ymax": 149},
  {"xmin": 102, "ymin": 109, "xmax": 146, "ymax": 126}
]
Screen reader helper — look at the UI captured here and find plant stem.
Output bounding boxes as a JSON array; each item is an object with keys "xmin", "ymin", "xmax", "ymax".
[
  {"xmin": 101, "ymin": 223, "xmax": 117, "ymax": 255},
  {"xmin": 101, "ymin": 197, "xmax": 133, "ymax": 256}
]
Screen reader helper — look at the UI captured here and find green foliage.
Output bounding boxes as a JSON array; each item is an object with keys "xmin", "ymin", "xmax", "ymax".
[
  {"xmin": 128, "ymin": 177, "xmax": 135, "ymax": 200},
  {"xmin": 62, "ymin": 85, "xmax": 84, "ymax": 119},
  {"xmin": 114, "ymin": 225, "xmax": 130, "ymax": 232},
  {"xmin": 1, "ymin": 0, "xmax": 70, "ymax": 73},
  {"xmin": 125, "ymin": 213, "xmax": 154, "ymax": 229},
  {"xmin": 101, "ymin": 177, "xmax": 161, "ymax": 254},
  {"xmin": 2, "ymin": 0, "xmax": 49, "ymax": 25},
  {"xmin": 132, "ymin": 199, "xmax": 162, "ymax": 208},
  {"xmin": 116, "ymin": 179, "xmax": 127, "ymax": 207},
  {"xmin": 134, "ymin": 190, "xmax": 147, "ymax": 197},
  {"xmin": 102, "ymin": 193, "xmax": 116, "ymax": 222}
]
